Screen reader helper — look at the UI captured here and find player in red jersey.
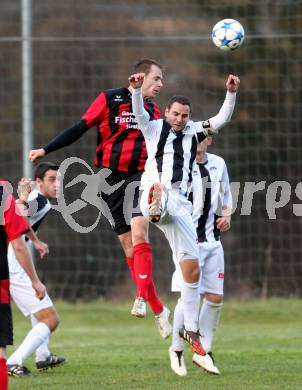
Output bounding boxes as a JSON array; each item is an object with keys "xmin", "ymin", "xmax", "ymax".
[
  {"xmin": 29, "ymin": 59, "xmax": 172, "ymax": 338},
  {"xmin": 0, "ymin": 179, "xmax": 46, "ymax": 390}
]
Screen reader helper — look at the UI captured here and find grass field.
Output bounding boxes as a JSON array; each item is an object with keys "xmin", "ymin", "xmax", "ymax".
[{"xmin": 7, "ymin": 298, "xmax": 302, "ymax": 390}]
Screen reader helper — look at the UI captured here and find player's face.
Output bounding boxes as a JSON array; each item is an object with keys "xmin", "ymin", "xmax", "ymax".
[
  {"xmin": 165, "ymin": 103, "xmax": 191, "ymax": 132},
  {"xmin": 37, "ymin": 169, "xmax": 59, "ymax": 200},
  {"xmin": 142, "ymin": 65, "xmax": 163, "ymax": 99}
]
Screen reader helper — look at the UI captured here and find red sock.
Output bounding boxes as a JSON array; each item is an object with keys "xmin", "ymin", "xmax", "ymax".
[
  {"xmin": 133, "ymin": 243, "xmax": 153, "ymax": 300},
  {"xmin": 147, "ymin": 279, "xmax": 164, "ymax": 315},
  {"xmin": 126, "ymin": 257, "xmax": 136, "ymax": 283},
  {"xmin": 0, "ymin": 357, "xmax": 8, "ymax": 390}
]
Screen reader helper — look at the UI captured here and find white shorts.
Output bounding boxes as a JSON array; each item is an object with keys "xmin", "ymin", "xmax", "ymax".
[
  {"xmin": 9, "ymin": 271, "xmax": 53, "ymax": 317},
  {"xmin": 140, "ymin": 187, "xmax": 199, "ymax": 262},
  {"xmin": 171, "ymin": 240, "xmax": 224, "ymax": 295}
]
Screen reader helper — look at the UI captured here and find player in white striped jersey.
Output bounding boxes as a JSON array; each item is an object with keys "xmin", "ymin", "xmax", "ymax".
[
  {"xmin": 129, "ymin": 73, "xmax": 239, "ymax": 365},
  {"xmin": 7, "ymin": 162, "xmax": 65, "ymax": 377},
  {"xmin": 170, "ymin": 137, "xmax": 232, "ymax": 375}
]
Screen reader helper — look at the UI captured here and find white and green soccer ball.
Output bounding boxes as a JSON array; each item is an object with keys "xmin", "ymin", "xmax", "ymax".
[{"xmin": 212, "ymin": 19, "xmax": 245, "ymax": 51}]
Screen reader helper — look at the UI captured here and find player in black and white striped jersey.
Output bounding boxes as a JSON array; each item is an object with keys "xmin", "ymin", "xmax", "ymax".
[
  {"xmin": 130, "ymin": 72, "xmax": 239, "ymax": 366},
  {"xmin": 170, "ymin": 137, "xmax": 232, "ymax": 376},
  {"xmin": 7, "ymin": 162, "xmax": 65, "ymax": 377}
]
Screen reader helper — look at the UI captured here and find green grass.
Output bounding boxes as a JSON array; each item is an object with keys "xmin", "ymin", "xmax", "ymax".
[{"xmin": 7, "ymin": 298, "xmax": 302, "ymax": 389}]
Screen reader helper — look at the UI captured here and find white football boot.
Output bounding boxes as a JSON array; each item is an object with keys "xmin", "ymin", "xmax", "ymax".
[
  {"xmin": 192, "ymin": 352, "xmax": 220, "ymax": 375},
  {"xmin": 155, "ymin": 306, "xmax": 172, "ymax": 339},
  {"xmin": 169, "ymin": 347, "xmax": 187, "ymax": 376},
  {"xmin": 131, "ymin": 297, "xmax": 147, "ymax": 318}
]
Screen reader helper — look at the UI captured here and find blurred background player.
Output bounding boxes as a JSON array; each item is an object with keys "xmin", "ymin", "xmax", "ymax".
[
  {"xmin": 169, "ymin": 137, "xmax": 232, "ymax": 376},
  {"xmin": 28, "ymin": 59, "xmax": 172, "ymax": 338},
  {"xmin": 7, "ymin": 162, "xmax": 66, "ymax": 377},
  {"xmin": 130, "ymin": 72, "xmax": 239, "ymax": 363},
  {"xmin": 0, "ymin": 179, "xmax": 46, "ymax": 389}
]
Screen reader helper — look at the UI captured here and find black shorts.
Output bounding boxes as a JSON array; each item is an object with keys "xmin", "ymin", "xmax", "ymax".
[
  {"xmin": 99, "ymin": 169, "xmax": 143, "ymax": 236},
  {"xmin": 0, "ymin": 303, "xmax": 13, "ymax": 347}
]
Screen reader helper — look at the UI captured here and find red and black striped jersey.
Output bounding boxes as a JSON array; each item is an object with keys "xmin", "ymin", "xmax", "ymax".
[
  {"xmin": 0, "ymin": 180, "xmax": 29, "ymax": 303},
  {"xmin": 82, "ymin": 87, "xmax": 160, "ymax": 172}
]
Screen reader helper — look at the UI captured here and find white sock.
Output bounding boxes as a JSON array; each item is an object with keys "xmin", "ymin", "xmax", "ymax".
[
  {"xmin": 7, "ymin": 322, "xmax": 51, "ymax": 366},
  {"xmin": 199, "ymin": 298, "xmax": 223, "ymax": 353},
  {"xmin": 171, "ymin": 298, "xmax": 184, "ymax": 351},
  {"xmin": 31, "ymin": 315, "xmax": 50, "ymax": 362},
  {"xmin": 181, "ymin": 281, "xmax": 200, "ymax": 332}
]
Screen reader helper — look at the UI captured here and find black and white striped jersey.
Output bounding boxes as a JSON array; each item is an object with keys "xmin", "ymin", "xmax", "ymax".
[
  {"xmin": 26, "ymin": 190, "xmax": 52, "ymax": 232},
  {"xmin": 132, "ymin": 88, "xmax": 236, "ymax": 192},
  {"xmin": 189, "ymin": 153, "xmax": 232, "ymax": 243},
  {"xmin": 141, "ymin": 118, "xmax": 205, "ymax": 193},
  {"xmin": 8, "ymin": 189, "xmax": 51, "ymax": 273}
]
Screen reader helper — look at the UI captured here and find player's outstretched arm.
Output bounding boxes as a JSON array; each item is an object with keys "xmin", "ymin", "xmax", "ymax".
[
  {"xmin": 196, "ymin": 74, "xmax": 240, "ymax": 137},
  {"xmin": 29, "ymin": 120, "xmax": 90, "ymax": 162}
]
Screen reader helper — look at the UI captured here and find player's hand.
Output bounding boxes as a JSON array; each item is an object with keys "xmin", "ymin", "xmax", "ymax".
[
  {"xmin": 128, "ymin": 73, "xmax": 145, "ymax": 89},
  {"xmin": 33, "ymin": 239, "xmax": 49, "ymax": 259},
  {"xmin": 17, "ymin": 177, "xmax": 35, "ymax": 203},
  {"xmin": 216, "ymin": 215, "xmax": 231, "ymax": 232},
  {"xmin": 226, "ymin": 74, "xmax": 240, "ymax": 92},
  {"xmin": 32, "ymin": 280, "xmax": 46, "ymax": 300},
  {"xmin": 29, "ymin": 148, "xmax": 46, "ymax": 162}
]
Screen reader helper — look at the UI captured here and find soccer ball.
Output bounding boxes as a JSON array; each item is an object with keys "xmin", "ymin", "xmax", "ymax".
[{"xmin": 212, "ymin": 19, "xmax": 245, "ymax": 51}]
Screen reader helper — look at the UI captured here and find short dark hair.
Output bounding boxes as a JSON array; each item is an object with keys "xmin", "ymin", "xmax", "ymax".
[
  {"xmin": 133, "ymin": 58, "xmax": 162, "ymax": 75},
  {"xmin": 167, "ymin": 95, "xmax": 192, "ymax": 113},
  {"xmin": 34, "ymin": 162, "xmax": 59, "ymax": 180}
]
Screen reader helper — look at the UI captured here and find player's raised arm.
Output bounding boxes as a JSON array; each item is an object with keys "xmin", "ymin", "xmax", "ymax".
[
  {"xmin": 196, "ymin": 74, "xmax": 240, "ymax": 137},
  {"xmin": 129, "ymin": 73, "xmax": 153, "ymax": 135}
]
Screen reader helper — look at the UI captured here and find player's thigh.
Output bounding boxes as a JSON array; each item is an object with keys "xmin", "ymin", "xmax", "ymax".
[
  {"xmin": 161, "ymin": 210, "xmax": 199, "ymax": 263},
  {"xmin": 10, "ymin": 275, "xmax": 53, "ymax": 317},
  {"xmin": 102, "ymin": 172, "xmax": 142, "ymax": 235},
  {"xmin": 199, "ymin": 242, "xmax": 225, "ymax": 295}
]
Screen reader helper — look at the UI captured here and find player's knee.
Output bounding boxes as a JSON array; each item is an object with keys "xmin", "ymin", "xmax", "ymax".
[
  {"xmin": 189, "ymin": 265, "xmax": 200, "ymax": 282},
  {"xmin": 132, "ymin": 231, "xmax": 147, "ymax": 245},
  {"xmin": 181, "ymin": 260, "xmax": 200, "ymax": 283},
  {"xmin": 47, "ymin": 312, "xmax": 60, "ymax": 332},
  {"xmin": 0, "ymin": 347, "xmax": 6, "ymax": 358},
  {"xmin": 204, "ymin": 293, "xmax": 223, "ymax": 305},
  {"xmin": 36, "ymin": 308, "xmax": 60, "ymax": 332},
  {"xmin": 118, "ymin": 232, "xmax": 133, "ymax": 257},
  {"xmin": 131, "ymin": 216, "xmax": 148, "ymax": 245}
]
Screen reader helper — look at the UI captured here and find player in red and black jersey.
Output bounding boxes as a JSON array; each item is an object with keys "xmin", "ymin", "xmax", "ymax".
[
  {"xmin": 29, "ymin": 59, "xmax": 172, "ymax": 338},
  {"xmin": 0, "ymin": 180, "xmax": 46, "ymax": 389}
]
